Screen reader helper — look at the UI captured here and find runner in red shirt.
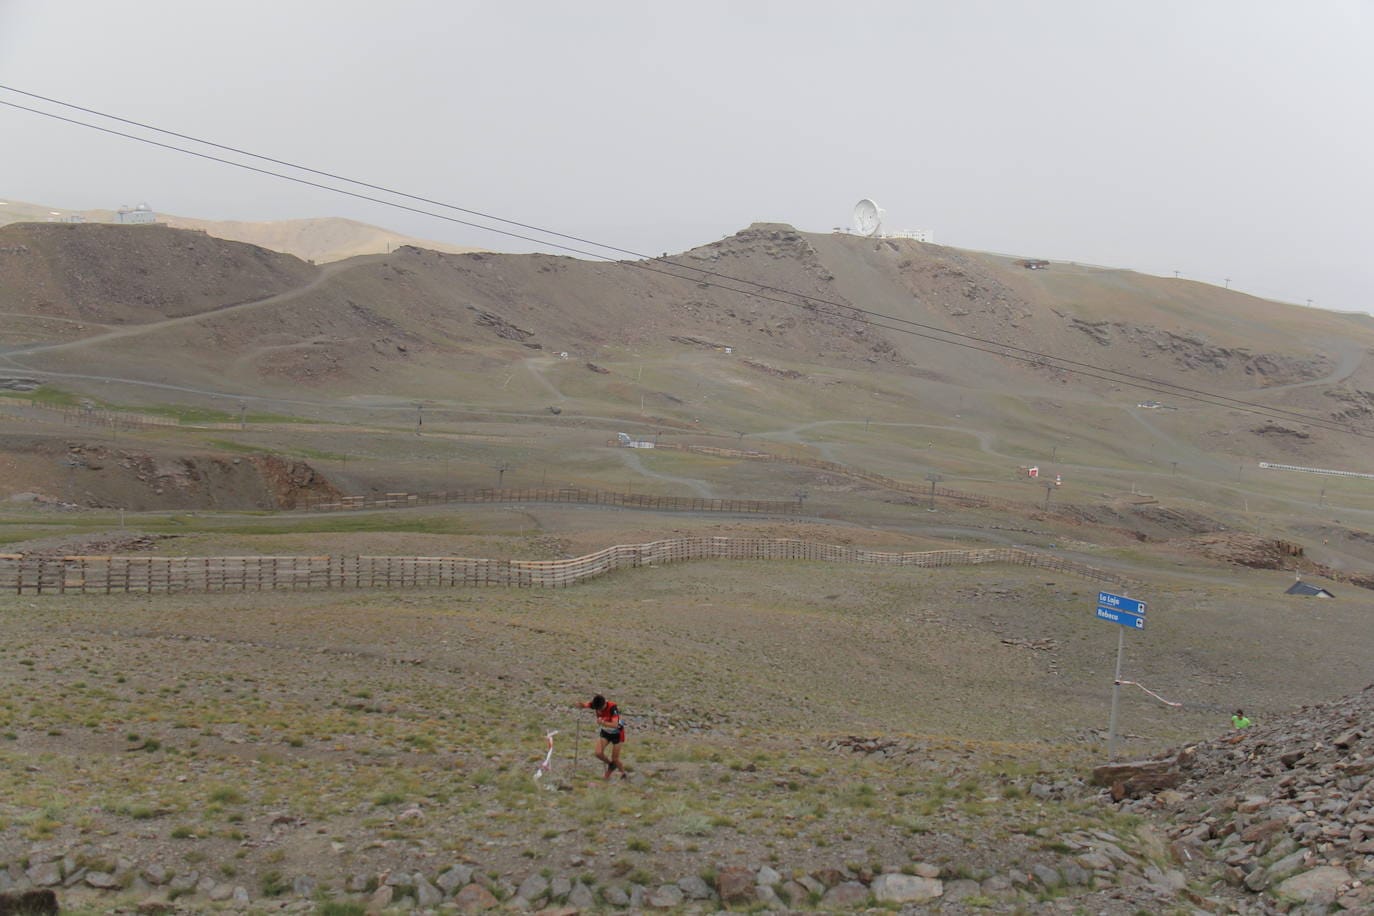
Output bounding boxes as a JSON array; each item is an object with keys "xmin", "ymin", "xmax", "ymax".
[{"xmin": 578, "ymin": 694, "xmax": 626, "ymax": 779}]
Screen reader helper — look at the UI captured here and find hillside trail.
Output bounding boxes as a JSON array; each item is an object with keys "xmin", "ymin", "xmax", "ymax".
[
  {"xmin": 614, "ymin": 447, "xmax": 714, "ymax": 497},
  {"xmin": 3, "ymin": 254, "xmax": 387, "ymax": 358},
  {"xmin": 0, "ymin": 311, "xmax": 117, "ymax": 330},
  {"xmin": 521, "ymin": 355, "xmax": 566, "ymax": 401},
  {"xmin": 1257, "ymin": 338, "xmax": 1366, "ymax": 393},
  {"xmin": 759, "ymin": 418, "xmax": 1006, "ymax": 460}
]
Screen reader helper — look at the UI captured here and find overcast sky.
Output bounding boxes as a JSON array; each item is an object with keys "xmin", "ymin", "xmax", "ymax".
[{"xmin": 2, "ymin": 1, "xmax": 1370, "ymax": 312}]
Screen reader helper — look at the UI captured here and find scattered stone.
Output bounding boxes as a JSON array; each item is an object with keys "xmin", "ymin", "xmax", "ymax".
[
  {"xmin": 23, "ymin": 862, "xmax": 60, "ymax": 888},
  {"xmin": 1275, "ymin": 865, "xmax": 1351, "ymax": 907},
  {"xmin": 453, "ymin": 882, "xmax": 500, "ymax": 912},
  {"xmin": 942, "ymin": 878, "xmax": 982, "ymax": 902},
  {"xmin": 821, "ymin": 881, "xmax": 870, "ymax": 907},
  {"xmin": 566, "ymin": 882, "xmax": 595, "ymax": 909},
  {"xmin": 714, "ymin": 865, "xmax": 756, "ymax": 905},
  {"xmin": 292, "ymin": 875, "xmax": 317, "ymax": 898},
  {"xmin": 84, "ymin": 871, "xmax": 119, "ymax": 889},
  {"xmin": 415, "ymin": 875, "xmax": 443, "ymax": 907},
  {"xmin": 643, "ymin": 884, "xmax": 683, "ymax": 908},
  {"xmin": 871, "ymin": 872, "xmax": 942, "ymax": 904},
  {"xmin": 676, "ymin": 875, "xmax": 713, "ymax": 900},
  {"xmin": 517, "ymin": 874, "xmax": 548, "ymax": 902},
  {"xmin": 437, "ymin": 864, "xmax": 474, "ymax": 894}
]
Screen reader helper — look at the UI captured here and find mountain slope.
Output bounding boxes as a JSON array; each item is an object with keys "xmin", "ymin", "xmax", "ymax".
[{"xmin": 4, "ymin": 219, "xmax": 1373, "ymax": 475}]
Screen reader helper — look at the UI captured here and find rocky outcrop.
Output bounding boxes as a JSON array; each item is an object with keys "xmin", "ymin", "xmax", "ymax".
[{"xmin": 1105, "ymin": 683, "xmax": 1374, "ymax": 912}]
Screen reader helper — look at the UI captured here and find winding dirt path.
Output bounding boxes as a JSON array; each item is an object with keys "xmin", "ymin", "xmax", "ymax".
[{"xmin": 3, "ymin": 255, "xmax": 386, "ymax": 358}]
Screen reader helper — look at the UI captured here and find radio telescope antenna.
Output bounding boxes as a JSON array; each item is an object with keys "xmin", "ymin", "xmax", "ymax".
[{"xmin": 852, "ymin": 198, "xmax": 884, "ymax": 237}]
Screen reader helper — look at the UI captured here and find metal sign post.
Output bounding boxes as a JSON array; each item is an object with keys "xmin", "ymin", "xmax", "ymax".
[{"xmin": 1095, "ymin": 591, "xmax": 1146, "ymax": 760}]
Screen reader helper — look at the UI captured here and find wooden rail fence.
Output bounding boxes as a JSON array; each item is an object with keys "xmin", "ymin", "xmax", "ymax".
[
  {"xmin": 0, "ymin": 539, "xmax": 1126, "ymax": 595},
  {"xmin": 296, "ymin": 487, "xmax": 799, "ymax": 515},
  {"xmin": 11, "ymin": 399, "xmax": 179, "ymax": 430}
]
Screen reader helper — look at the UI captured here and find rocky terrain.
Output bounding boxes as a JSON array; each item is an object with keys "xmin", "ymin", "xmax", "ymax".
[{"xmin": 1095, "ymin": 684, "xmax": 1374, "ymax": 912}]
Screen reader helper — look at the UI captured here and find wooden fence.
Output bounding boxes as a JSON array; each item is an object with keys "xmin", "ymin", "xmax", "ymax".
[
  {"xmin": 296, "ymin": 487, "xmax": 799, "ymax": 515},
  {"xmin": 12, "ymin": 400, "xmax": 178, "ymax": 430},
  {"xmin": 0, "ymin": 539, "xmax": 1126, "ymax": 595}
]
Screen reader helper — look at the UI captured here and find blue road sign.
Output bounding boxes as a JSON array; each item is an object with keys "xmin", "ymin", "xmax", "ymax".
[
  {"xmin": 1095, "ymin": 605, "xmax": 1145, "ymax": 630},
  {"xmin": 1097, "ymin": 591, "xmax": 1146, "ymax": 616}
]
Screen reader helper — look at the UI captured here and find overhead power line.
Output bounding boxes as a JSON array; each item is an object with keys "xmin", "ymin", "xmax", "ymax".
[{"xmin": 0, "ymin": 84, "xmax": 1366, "ymax": 440}]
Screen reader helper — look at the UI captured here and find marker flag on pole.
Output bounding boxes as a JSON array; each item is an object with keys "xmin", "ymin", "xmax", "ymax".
[
  {"xmin": 533, "ymin": 730, "xmax": 559, "ymax": 782},
  {"xmin": 1115, "ymin": 680, "xmax": 1183, "ymax": 708}
]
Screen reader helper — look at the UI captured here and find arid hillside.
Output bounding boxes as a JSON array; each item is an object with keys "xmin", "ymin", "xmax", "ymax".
[
  {"xmin": 3, "ymin": 219, "xmax": 1372, "ymax": 469},
  {"xmin": 0, "ymin": 198, "xmax": 481, "ymax": 262}
]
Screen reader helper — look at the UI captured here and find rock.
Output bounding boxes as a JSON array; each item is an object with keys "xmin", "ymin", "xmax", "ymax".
[
  {"xmin": 1241, "ymin": 818, "xmax": 1288, "ymax": 843},
  {"xmin": 715, "ymin": 865, "xmax": 756, "ymax": 905},
  {"xmin": 453, "ymin": 882, "xmax": 500, "ymax": 912},
  {"xmin": 756, "ymin": 884, "xmax": 784, "ymax": 908},
  {"xmin": 643, "ymin": 884, "xmax": 683, "ymax": 908},
  {"xmin": 397, "ymin": 806, "xmax": 425, "ymax": 824},
  {"xmin": 415, "ymin": 875, "xmax": 443, "ymax": 907},
  {"xmin": 208, "ymin": 882, "xmax": 233, "ymax": 901},
  {"xmin": 548, "ymin": 875, "xmax": 571, "ymax": 900},
  {"xmin": 1031, "ymin": 864, "xmax": 1062, "ymax": 887},
  {"xmin": 871, "ymin": 873, "xmax": 942, "ymax": 904},
  {"xmin": 517, "ymin": 874, "xmax": 549, "ymax": 902},
  {"xmin": 233, "ymin": 886, "xmax": 250, "ymax": 905},
  {"xmin": 142, "ymin": 864, "xmax": 170, "ymax": 886},
  {"xmin": 910, "ymin": 861, "xmax": 941, "ymax": 878},
  {"xmin": 292, "ymin": 875, "xmax": 317, "ymax": 898},
  {"xmin": 821, "ymin": 881, "xmax": 870, "ymax": 908},
  {"xmin": 1244, "ymin": 866, "xmax": 1270, "ymax": 892},
  {"xmin": 85, "ymin": 871, "xmax": 119, "ymax": 889},
  {"xmin": 566, "ymin": 882, "xmax": 595, "ymax": 909},
  {"xmin": 1275, "ymin": 865, "xmax": 1351, "ymax": 906},
  {"xmin": 755, "ymin": 864, "xmax": 781, "ymax": 886},
  {"xmin": 366, "ymin": 883, "xmax": 394, "ymax": 912},
  {"xmin": 1091, "ymin": 757, "xmax": 1181, "ymax": 796},
  {"xmin": 24, "ymin": 862, "xmax": 61, "ymax": 888},
  {"xmin": 943, "ymin": 878, "xmax": 982, "ymax": 901},
  {"xmin": 437, "ymin": 864, "xmax": 474, "ymax": 894},
  {"xmin": 1268, "ymin": 849, "xmax": 1310, "ymax": 881},
  {"xmin": 1076, "ymin": 851, "xmax": 1114, "ymax": 871},
  {"xmin": 981, "ymin": 874, "xmax": 1014, "ymax": 898},
  {"xmin": 811, "ymin": 866, "xmax": 846, "ymax": 887},
  {"xmin": 676, "ymin": 875, "xmax": 713, "ymax": 900},
  {"xmin": 778, "ymin": 880, "xmax": 810, "ymax": 905},
  {"xmin": 600, "ymin": 884, "xmax": 629, "ymax": 907},
  {"xmin": 346, "ymin": 873, "xmax": 372, "ymax": 893},
  {"xmin": 1059, "ymin": 860, "xmax": 1090, "ymax": 886}
]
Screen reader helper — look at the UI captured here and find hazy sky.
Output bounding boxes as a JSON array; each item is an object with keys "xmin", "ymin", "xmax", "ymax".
[{"xmin": 2, "ymin": 1, "xmax": 1371, "ymax": 311}]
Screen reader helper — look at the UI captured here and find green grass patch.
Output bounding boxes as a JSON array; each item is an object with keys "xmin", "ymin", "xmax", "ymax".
[{"xmin": 0, "ymin": 386, "xmax": 84, "ymax": 407}]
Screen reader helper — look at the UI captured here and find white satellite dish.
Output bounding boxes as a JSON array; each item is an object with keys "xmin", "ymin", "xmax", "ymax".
[{"xmin": 852, "ymin": 198, "xmax": 884, "ymax": 237}]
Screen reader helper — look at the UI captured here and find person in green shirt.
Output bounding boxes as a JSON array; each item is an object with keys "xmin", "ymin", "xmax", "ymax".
[{"xmin": 1231, "ymin": 709, "xmax": 1253, "ymax": 729}]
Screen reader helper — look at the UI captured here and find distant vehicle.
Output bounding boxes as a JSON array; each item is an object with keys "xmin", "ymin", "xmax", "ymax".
[{"xmin": 1017, "ymin": 259, "xmax": 1050, "ymax": 270}]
